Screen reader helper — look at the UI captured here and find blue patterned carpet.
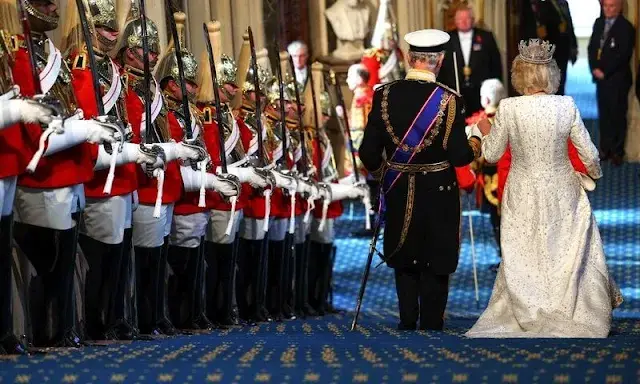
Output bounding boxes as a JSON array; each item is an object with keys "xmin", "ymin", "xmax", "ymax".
[{"xmin": 1, "ymin": 69, "xmax": 639, "ymax": 382}]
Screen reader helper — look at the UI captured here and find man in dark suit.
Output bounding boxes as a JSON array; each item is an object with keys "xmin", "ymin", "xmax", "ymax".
[
  {"xmin": 526, "ymin": 0, "xmax": 578, "ymax": 95},
  {"xmin": 438, "ymin": 6, "xmax": 502, "ymax": 116},
  {"xmin": 359, "ymin": 29, "xmax": 482, "ymax": 331},
  {"xmin": 588, "ymin": 0, "xmax": 635, "ymax": 166}
]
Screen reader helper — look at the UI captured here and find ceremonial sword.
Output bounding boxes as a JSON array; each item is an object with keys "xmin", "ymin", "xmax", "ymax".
[{"xmin": 201, "ymin": 22, "xmax": 227, "ymax": 173}]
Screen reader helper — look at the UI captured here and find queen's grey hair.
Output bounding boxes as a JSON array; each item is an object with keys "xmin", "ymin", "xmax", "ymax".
[
  {"xmin": 408, "ymin": 51, "xmax": 443, "ymax": 69},
  {"xmin": 287, "ymin": 40, "xmax": 308, "ymax": 55}
]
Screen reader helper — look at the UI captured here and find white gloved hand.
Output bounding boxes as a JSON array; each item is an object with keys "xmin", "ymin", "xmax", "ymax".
[
  {"xmin": 94, "ymin": 142, "xmax": 156, "ymax": 171},
  {"xmin": 217, "ymin": 165, "xmax": 269, "ymax": 188},
  {"xmin": 335, "ymin": 105, "xmax": 345, "ymax": 119},
  {"xmin": 211, "ymin": 174, "xmax": 241, "ymax": 197},
  {"xmin": 180, "ymin": 166, "xmax": 239, "ymax": 197},
  {"xmin": 154, "ymin": 141, "xmax": 203, "ymax": 162},
  {"xmin": 328, "ymin": 183, "xmax": 366, "ymax": 201},
  {"xmin": 467, "ymin": 123, "xmax": 482, "ymax": 139},
  {"xmin": 0, "ymin": 99, "xmax": 54, "ymax": 130},
  {"xmin": 271, "ymin": 169, "xmax": 297, "ymax": 191}
]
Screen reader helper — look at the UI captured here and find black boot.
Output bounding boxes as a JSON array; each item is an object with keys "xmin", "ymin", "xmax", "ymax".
[
  {"xmin": 257, "ymin": 237, "xmax": 271, "ymax": 322},
  {"xmin": 134, "ymin": 246, "xmax": 163, "ymax": 335},
  {"xmin": 156, "ymin": 237, "xmax": 177, "ymax": 335},
  {"xmin": 167, "ymin": 245, "xmax": 202, "ymax": 329},
  {"xmin": 300, "ymin": 238, "xmax": 317, "ymax": 317},
  {"xmin": 311, "ymin": 242, "xmax": 333, "ymax": 316},
  {"xmin": 204, "ymin": 241, "xmax": 224, "ymax": 328},
  {"xmin": 281, "ymin": 234, "xmax": 296, "ymax": 320},
  {"xmin": 212, "ymin": 242, "xmax": 235, "ymax": 326},
  {"xmin": 79, "ymin": 234, "xmax": 125, "ymax": 341},
  {"xmin": 0, "ymin": 214, "xmax": 27, "ymax": 354},
  {"xmin": 49, "ymin": 225, "xmax": 82, "ymax": 347},
  {"xmin": 267, "ymin": 239, "xmax": 285, "ymax": 321},
  {"xmin": 235, "ymin": 238, "xmax": 253, "ymax": 321},
  {"xmin": 230, "ymin": 237, "xmax": 241, "ymax": 325},
  {"xmin": 107, "ymin": 228, "xmax": 135, "ymax": 340},
  {"xmin": 193, "ymin": 239, "xmax": 214, "ymax": 330}
]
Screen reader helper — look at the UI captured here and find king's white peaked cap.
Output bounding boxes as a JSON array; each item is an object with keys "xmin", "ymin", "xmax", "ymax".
[{"xmin": 404, "ymin": 29, "xmax": 450, "ymax": 52}]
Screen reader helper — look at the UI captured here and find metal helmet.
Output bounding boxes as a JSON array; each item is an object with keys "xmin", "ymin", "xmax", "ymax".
[
  {"xmin": 24, "ymin": 0, "xmax": 59, "ymax": 31},
  {"xmin": 89, "ymin": 0, "xmax": 117, "ymax": 30},
  {"xmin": 218, "ymin": 54, "xmax": 237, "ymax": 85},
  {"xmin": 156, "ymin": 12, "xmax": 197, "ymax": 85},
  {"xmin": 62, "ymin": 0, "xmax": 118, "ymax": 54},
  {"xmin": 156, "ymin": 48, "xmax": 198, "ymax": 85},
  {"xmin": 115, "ymin": 1, "xmax": 160, "ymax": 56},
  {"xmin": 242, "ymin": 63, "xmax": 269, "ymax": 95}
]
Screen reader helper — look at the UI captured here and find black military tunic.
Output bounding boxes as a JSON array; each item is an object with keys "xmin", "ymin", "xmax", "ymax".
[{"xmin": 359, "ymin": 74, "xmax": 481, "ymax": 330}]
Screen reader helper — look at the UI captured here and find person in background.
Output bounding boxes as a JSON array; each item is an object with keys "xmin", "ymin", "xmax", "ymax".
[
  {"xmin": 287, "ymin": 40, "xmax": 309, "ymax": 89},
  {"xmin": 527, "ymin": 0, "xmax": 578, "ymax": 96},
  {"xmin": 438, "ymin": 5, "xmax": 502, "ymax": 116},
  {"xmin": 588, "ymin": 0, "xmax": 635, "ymax": 166}
]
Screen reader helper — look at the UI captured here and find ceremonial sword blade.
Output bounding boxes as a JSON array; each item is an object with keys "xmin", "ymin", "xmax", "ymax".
[
  {"xmin": 287, "ymin": 54, "xmax": 308, "ymax": 175},
  {"xmin": 274, "ymin": 38, "xmax": 288, "ymax": 169},
  {"xmin": 138, "ymin": 0, "xmax": 154, "ymax": 144},
  {"xmin": 202, "ymin": 22, "xmax": 227, "ymax": 173},
  {"xmin": 164, "ymin": 0, "xmax": 192, "ymax": 139},
  {"xmin": 74, "ymin": 0, "xmax": 105, "ymax": 116},
  {"xmin": 248, "ymin": 26, "xmax": 265, "ymax": 167}
]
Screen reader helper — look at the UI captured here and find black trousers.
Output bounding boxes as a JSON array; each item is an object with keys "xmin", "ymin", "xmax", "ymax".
[
  {"xmin": 597, "ymin": 81, "xmax": 630, "ymax": 157},
  {"xmin": 556, "ymin": 56, "xmax": 569, "ymax": 96},
  {"xmin": 394, "ymin": 267, "xmax": 449, "ymax": 330}
]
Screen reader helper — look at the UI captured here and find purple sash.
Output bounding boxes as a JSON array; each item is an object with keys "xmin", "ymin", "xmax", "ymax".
[{"xmin": 377, "ymin": 86, "xmax": 448, "ymax": 218}]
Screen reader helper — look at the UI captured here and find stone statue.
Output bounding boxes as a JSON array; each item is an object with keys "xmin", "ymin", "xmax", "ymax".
[{"xmin": 325, "ymin": 0, "xmax": 371, "ymax": 61}]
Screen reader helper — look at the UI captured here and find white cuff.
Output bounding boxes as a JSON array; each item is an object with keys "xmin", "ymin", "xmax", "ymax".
[{"xmin": 44, "ymin": 120, "xmax": 90, "ymax": 156}]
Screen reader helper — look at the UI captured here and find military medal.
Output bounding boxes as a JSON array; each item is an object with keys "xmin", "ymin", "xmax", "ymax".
[
  {"xmin": 463, "ymin": 66, "xmax": 472, "ymax": 87},
  {"xmin": 558, "ymin": 21, "xmax": 567, "ymax": 33},
  {"xmin": 610, "ymin": 38, "xmax": 616, "ymax": 48}
]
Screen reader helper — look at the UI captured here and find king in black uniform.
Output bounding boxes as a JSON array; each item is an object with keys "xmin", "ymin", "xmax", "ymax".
[{"xmin": 359, "ymin": 29, "xmax": 482, "ymax": 331}]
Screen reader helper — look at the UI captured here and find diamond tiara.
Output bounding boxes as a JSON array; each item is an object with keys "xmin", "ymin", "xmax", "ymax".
[{"xmin": 518, "ymin": 39, "xmax": 556, "ymax": 64}]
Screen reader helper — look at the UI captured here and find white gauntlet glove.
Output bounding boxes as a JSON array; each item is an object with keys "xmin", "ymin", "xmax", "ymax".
[
  {"xmin": 328, "ymin": 183, "xmax": 366, "ymax": 202},
  {"xmin": 43, "ymin": 116, "xmax": 118, "ymax": 156},
  {"xmin": 0, "ymin": 99, "xmax": 54, "ymax": 129},
  {"xmin": 270, "ymin": 169, "xmax": 297, "ymax": 192},
  {"xmin": 180, "ymin": 166, "xmax": 239, "ymax": 197},
  {"xmin": 217, "ymin": 165, "xmax": 269, "ymax": 188},
  {"xmin": 94, "ymin": 143, "xmax": 157, "ymax": 171},
  {"xmin": 466, "ymin": 123, "xmax": 483, "ymax": 139},
  {"xmin": 154, "ymin": 141, "xmax": 204, "ymax": 162}
]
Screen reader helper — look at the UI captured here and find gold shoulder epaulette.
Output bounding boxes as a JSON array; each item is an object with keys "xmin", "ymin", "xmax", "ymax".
[
  {"xmin": 72, "ymin": 52, "xmax": 87, "ymax": 70},
  {"xmin": 435, "ymin": 81, "xmax": 461, "ymax": 97}
]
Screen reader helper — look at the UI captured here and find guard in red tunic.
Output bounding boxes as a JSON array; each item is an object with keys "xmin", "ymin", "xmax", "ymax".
[
  {"xmin": 62, "ymin": 0, "xmax": 162, "ymax": 342},
  {"xmin": 114, "ymin": 4, "xmax": 206, "ymax": 336},
  {"xmin": 360, "ymin": 0, "xmax": 405, "ymax": 88},
  {"xmin": 0, "ymin": 24, "xmax": 55, "ymax": 354},
  {"xmin": 9, "ymin": 0, "xmax": 121, "ymax": 347},
  {"xmin": 158, "ymin": 13, "xmax": 241, "ymax": 331}
]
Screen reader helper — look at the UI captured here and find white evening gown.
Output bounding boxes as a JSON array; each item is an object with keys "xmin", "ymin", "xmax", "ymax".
[{"xmin": 465, "ymin": 95, "xmax": 623, "ymax": 338}]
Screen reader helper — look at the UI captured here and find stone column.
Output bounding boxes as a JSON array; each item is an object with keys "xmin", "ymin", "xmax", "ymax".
[{"xmin": 308, "ymin": 0, "xmax": 329, "ymax": 58}]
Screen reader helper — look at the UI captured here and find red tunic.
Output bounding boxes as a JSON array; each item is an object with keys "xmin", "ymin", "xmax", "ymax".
[
  {"xmin": 12, "ymin": 39, "xmax": 94, "ymax": 189},
  {"xmin": 309, "ymin": 134, "xmax": 343, "ymax": 219},
  {"xmin": 360, "ymin": 47, "xmax": 404, "ymax": 87},
  {"xmin": 203, "ymin": 112, "xmax": 252, "ymax": 212},
  {"xmin": 69, "ymin": 54, "xmax": 138, "ymax": 198},
  {"xmin": 123, "ymin": 84, "xmax": 182, "ymax": 205}
]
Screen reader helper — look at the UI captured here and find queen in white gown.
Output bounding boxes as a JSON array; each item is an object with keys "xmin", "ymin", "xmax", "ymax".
[{"xmin": 466, "ymin": 39, "xmax": 623, "ymax": 338}]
